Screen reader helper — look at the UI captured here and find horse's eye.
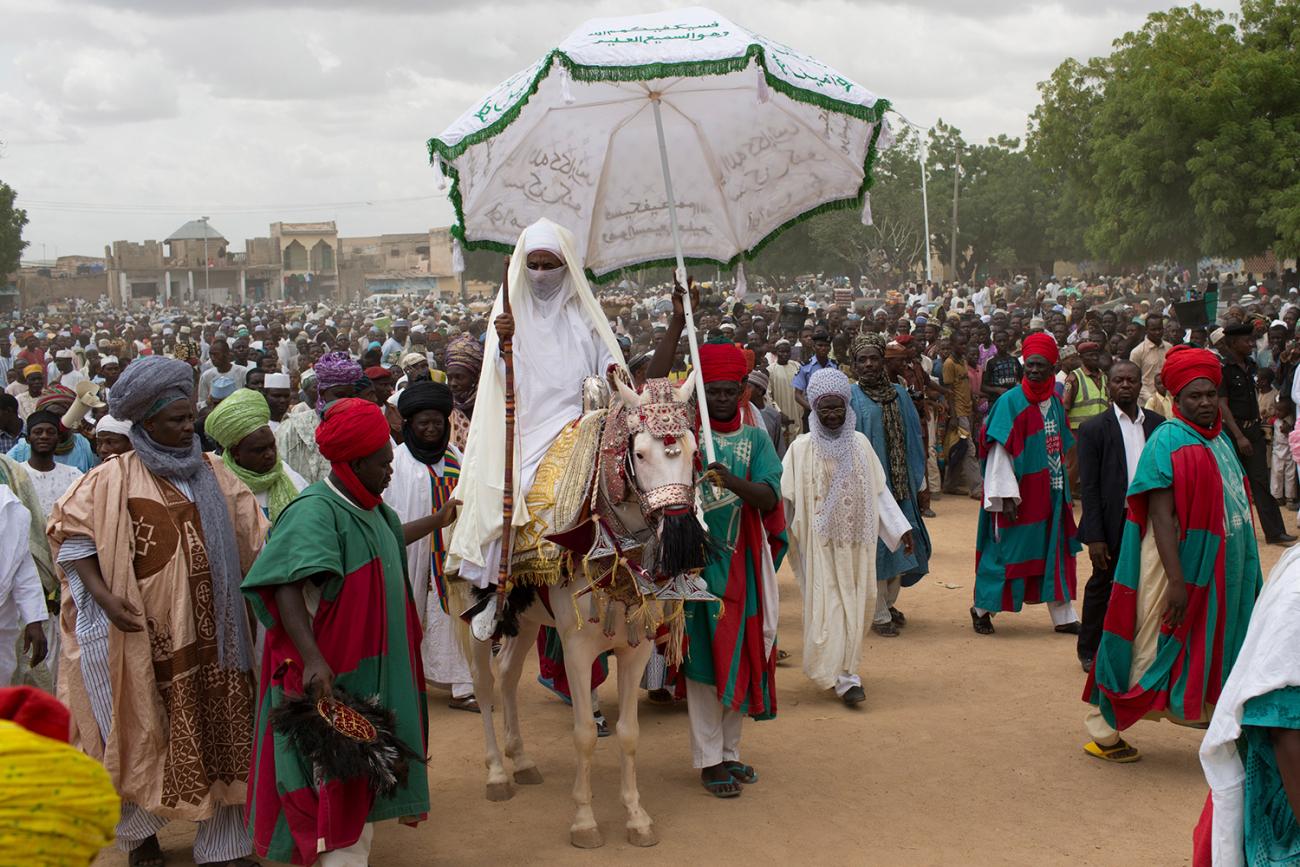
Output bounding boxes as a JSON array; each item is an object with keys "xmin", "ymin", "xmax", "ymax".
[{"xmin": 635, "ymin": 451, "xmax": 646, "ymax": 460}]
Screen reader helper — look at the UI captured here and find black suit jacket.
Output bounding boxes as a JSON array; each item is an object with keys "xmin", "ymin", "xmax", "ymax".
[{"xmin": 1077, "ymin": 406, "xmax": 1165, "ymax": 553}]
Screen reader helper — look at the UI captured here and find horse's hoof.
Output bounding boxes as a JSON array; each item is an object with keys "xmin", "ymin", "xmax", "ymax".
[
  {"xmin": 485, "ymin": 781, "xmax": 514, "ymax": 802},
  {"xmin": 513, "ymin": 766, "xmax": 544, "ymax": 785},
  {"xmin": 627, "ymin": 825, "xmax": 658, "ymax": 847},
  {"xmin": 570, "ymin": 826, "xmax": 604, "ymax": 849}
]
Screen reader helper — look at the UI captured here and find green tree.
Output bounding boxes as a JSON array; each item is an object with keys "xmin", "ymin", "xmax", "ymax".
[
  {"xmin": 1028, "ymin": 58, "xmax": 1104, "ymax": 261},
  {"xmin": 0, "ymin": 181, "xmax": 27, "ymax": 278},
  {"xmin": 1028, "ymin": 2, "xmax": 1300, "ymax": 266}
]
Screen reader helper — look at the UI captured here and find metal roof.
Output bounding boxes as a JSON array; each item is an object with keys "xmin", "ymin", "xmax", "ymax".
[{"xmin": 166, "ymin": 219, "xmax": 226, "ymax": 242}]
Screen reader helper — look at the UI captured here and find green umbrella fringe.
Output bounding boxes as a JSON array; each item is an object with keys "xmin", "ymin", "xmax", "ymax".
[
  {"xmin": 434, "ymin": 49, "xmax": 890, "ymax": 285},
  {"xmin": 427, "ymin": 47, "xmax": 890, "ymax": 165}
]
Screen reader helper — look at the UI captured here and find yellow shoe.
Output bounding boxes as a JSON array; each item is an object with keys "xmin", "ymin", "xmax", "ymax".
[{"xmin": 1083, "ymin": 738, "xmax": 1141, "ymax": 763}]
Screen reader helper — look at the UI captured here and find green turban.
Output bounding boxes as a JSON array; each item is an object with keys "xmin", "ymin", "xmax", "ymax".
[
  {"xmin": 206, "ymin": 388, "xmax": 299, "ymax": 521},
  {"xmin": 205, "ymin": 388, "xmax": 270, "ymax": 450}
]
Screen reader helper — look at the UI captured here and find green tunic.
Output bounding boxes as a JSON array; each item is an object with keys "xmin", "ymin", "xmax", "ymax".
[
  {"xmin": 683, "ymin": 425, "xmax": 786, "ymax": 718},
  {"xmin": 1240, "ymin": 685, "xmax": 1300, "ymax": 865},
  {"xmin": 241, "ymin": 481, "xmax": 429, "ymax": 864}
]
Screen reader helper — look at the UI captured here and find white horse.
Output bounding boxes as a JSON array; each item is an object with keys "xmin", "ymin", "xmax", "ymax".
[{"xmin": 457, "ymin": 374, "xmax": 709, "ymax": 849}]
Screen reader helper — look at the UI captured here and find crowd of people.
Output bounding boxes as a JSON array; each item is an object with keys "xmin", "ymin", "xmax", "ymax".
[{"xmin": 0, "ymin": 223, "xmax": 1298, "ymax": 864}]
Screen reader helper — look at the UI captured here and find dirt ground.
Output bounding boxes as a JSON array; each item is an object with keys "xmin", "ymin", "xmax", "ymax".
[{"xmin": 94, "ymin": 495, "xmax": 1295, "ymax": 867}]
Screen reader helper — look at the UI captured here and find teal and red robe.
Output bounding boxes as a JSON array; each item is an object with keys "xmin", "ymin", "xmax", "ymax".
[
  {"xmin": 974, "ymin": 385, "xmax": 1080, "ymax": 612},
  {"xmin": 1084, "ymin": 418, "xmax": 1262, "ymax": 730},
  {"xmin": 683, "ymin": 425, "xmax": 787, "ymax": 719},
  {"xmin": 242, "ymin": 481, "xmax": 429, "ymax": 864}
]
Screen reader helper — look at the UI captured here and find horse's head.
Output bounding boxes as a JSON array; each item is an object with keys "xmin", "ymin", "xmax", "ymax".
[
  {"xmin": 610, "ymin": 372, "xmax": 716, "ymax": 577},
  {"xmin": 613, "ymin": 373, "xmax": 698, "ymax": 510}
]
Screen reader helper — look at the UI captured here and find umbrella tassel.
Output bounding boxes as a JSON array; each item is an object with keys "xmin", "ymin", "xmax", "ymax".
[
  {"xmin": 452, "ymin": 237, "xmax": 465, "ymax": 275},
  {"xmin": 860, "ymin": 193, "xmax": 873, "ymax": 227},
  {"xmin": 558, "ymin": 64, "xmax": 575, "ymax": 105},
  {"xmin": 756, "ymin": 63, "xmax": 769, "ymax": 104},
  {"xmin": 734, "ymin": 261, "xmax": 747, "ymax": 299},
  {"xmin": 434, "ymin": 154, "xmax": 448, "ymax": 192}
]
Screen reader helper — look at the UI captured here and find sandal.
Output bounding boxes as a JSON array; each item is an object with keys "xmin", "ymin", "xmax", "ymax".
[
  {"xmin": 594, "ymin": 711, "xmax": 611, "ymax": 738},
  {"xmin": 1055, "ymin": 622, "xmax": 1081, "ymax": 635},
  {"xmin": 701, "ymin": 768, "xmax": 742, "ymax": 798},
  {"xmin": 871, "ymin": 621, "xmax": 899, "ymax": 637},
  {"xmin": 889, "ymin": 607, "xmax": 907, "ymax": 628},
  {"xmin": 969, "ymin": 607, "xmax": 995, "ymax": 635},
  {"xmin": 448, "ymin": 695, "xmax": 480, "ymax": 713},
  {"xmin": 129, "ymin": 836, "xmax": 164, "ymax": 867},
  {"xmin": 1083, "ymin": 738, "xmax": 1141, "ymax": 763},
  {"xmin": 776, "ymin": 649, "xmax": 791, "ymax": 662},
  {"xmin": 723, "ymin": 761, "xmax": 758, "ymax": 784},
  {"xmin": 646, "ymin": 688, "xmax": 675, "ymax": 705}
]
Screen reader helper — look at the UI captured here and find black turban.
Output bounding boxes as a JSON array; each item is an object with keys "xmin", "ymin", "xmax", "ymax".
[{"xmin": 398, "ymin": 380, "xmax": 453, "ymax": 464}]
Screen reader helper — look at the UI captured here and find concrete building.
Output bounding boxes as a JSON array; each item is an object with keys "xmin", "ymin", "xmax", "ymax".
[{"xmin": 15, "ymin": 219, "xmax": 459, "ymax": 309}]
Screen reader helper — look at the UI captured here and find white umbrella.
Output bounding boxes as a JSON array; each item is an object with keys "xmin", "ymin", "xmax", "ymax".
[{"xmin": 429, "ymin": 6, "xmax": 894, "ymax": 460}]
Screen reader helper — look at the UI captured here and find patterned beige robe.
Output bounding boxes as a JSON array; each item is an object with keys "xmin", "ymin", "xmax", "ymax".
[{"xmin": 49, "ymin": 451, "xmax": 268, "ymax": 821}]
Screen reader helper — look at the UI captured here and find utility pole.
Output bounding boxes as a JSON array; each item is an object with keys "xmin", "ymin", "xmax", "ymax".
[
  {"xmin": 201, "ymin": 215, "xmax": 211, "ymax": 305},
  {"xmin": 950, "ymin": 146, "xmax": 961, "ymax": 287},
  {"xmin": 918, "ymin": 139, "xmax": 932, "ymax": 284}
]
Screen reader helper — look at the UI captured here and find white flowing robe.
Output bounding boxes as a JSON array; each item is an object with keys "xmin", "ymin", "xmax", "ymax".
[
  {"xmin": 1200, "ymin": 543, "xmax": 1300, "ymax": 867},
  {"xmin": 447, "ymin": 220, "xmax": 624, "ymax": 587},
  {"xmin": 384, "ymin": 442, "xmax": 472, "ymax": 690},
  {"xmin": 0, "ymin": 485, "xmax": 48, "ymax": 685},
  {"xmin": 781, "ymin": 432, "xmax": 909, "ymax": 690}
]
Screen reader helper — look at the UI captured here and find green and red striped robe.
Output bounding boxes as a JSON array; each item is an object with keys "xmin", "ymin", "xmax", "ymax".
[
  {"xmin": 1084, "ymin": 418, "xmax": 1262, "ymax": 730},
  {"xmin": 974, "ymin": 385, "xmax": 1080, "ymax": 612},
  {"xmin": 683, "ymin": 425, "xmax": 787, "ymax": 719},
  {"xmin": 242, "ymin": 481, "xmax": 429, "ymax": 865},
  {"xmin": 428, "ymin": 452, "xmax": 459, "ymax": 613}
]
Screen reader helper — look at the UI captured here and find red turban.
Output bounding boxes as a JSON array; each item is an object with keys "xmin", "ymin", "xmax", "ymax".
[
  {"xmin": 363, "ymin": 365, "xmax": 393, "ymax": 383},
  {"xmin": 895, "ymin": 334, "xmax": 914, "ymax": 346},
  {"xmin": 1076, "ymin": 341, "xmax": 1101, "ymax": 353},
  {"xmin": 316, "ymin": 397, "xmax": 390, "ymax": 462},
  {"xmin": 0, "ymin": 686, "xmax": 70, "ymax": 743},
  {"xmin": 741, "ymin": 348, "xmax": 755, "ymax": 373},
  {"xmin": 315, "ymin": 398, "xmax": 390, "ymax": 509},
  {"xmin": 698, "ymin": 343, "xmax": 748, "ymax": 383},
  {"xmin": 1162, "ymin": 345, "xmax": 1222, "ymax": 396},
  {"xmin": 1021, "ymin": 333, "xmax": 1060, "ymax": 365}
]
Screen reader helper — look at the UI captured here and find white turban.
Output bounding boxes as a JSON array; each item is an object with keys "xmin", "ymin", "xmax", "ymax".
[
  {"xmin": 94, "ymin": 415, "xmax": 132, "ymax": 436},
  {"xmin": 264, "ymin": 373, "xmax": 291, "ymax": 389},
  {"xmin": 522, "ymin": 221, "xmax": 563, "ymax": 257}
]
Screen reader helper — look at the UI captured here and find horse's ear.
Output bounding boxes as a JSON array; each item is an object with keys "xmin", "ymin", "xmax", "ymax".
[
  {"xmin": 614, "ymin": 376, "xmax": 641, "ymax": 409},
  {"xmin": 674, "ymin": 370, "xmax": 696, "ymax": 404}
]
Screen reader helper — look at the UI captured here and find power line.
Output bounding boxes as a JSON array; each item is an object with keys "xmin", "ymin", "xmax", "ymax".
[{"xmin": 18, "ymin": 193, "xmax": 445, "ymax": 217}]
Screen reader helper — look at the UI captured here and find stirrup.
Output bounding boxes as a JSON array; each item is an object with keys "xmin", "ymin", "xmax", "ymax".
[
  {"xmin": 654, "ymin": 572, "xmax": 717, "ymax": 602},
  {"xmin": 471, "ymin": 596, "xmax": 499, "ymax": 642}
]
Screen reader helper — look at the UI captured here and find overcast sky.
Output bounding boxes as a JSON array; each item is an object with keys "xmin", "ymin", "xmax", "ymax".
[{"xmin": 0, "ymin": 0, "xmax": 1236, "ymax": 259}]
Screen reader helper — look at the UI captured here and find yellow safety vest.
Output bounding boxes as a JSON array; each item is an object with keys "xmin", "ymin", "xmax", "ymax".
[{"xmin": 1068, "ymin": 370, "xmax": 1108, "ymax": 428}]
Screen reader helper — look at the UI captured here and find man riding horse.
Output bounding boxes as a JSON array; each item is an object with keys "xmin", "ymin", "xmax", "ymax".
[{"xmin": 448, "ymin": 218, "xmax": 624, "ymax": 621}]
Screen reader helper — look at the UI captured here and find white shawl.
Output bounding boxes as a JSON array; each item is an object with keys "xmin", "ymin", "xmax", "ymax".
[
  {"xmin": 1200, "ymin": 544, "xmax": 1300, "ymax": 866},
  {"xmin": 446, "ymin": 219, "xmax": 626, "ymax": 572}
]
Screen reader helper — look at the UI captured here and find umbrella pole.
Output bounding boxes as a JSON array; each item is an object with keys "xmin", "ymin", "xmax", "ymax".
[{"xmin": 650, "ymin": 95, "xmax": 716, "ymax": 465}]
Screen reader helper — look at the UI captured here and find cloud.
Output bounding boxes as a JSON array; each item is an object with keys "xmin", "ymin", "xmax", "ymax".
[
  {"xmin": 14, "ymin": 44, "xmax": 181, "ymax": 124},
  {"xmin": 0, "ymin": 0, "xmax": 1239, "ymax": 257}
]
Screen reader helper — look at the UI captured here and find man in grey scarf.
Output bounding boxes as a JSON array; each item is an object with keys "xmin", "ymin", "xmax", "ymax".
[{"xmin": 48, "ymin": 355, "xmax": 269, "ymax": 867}]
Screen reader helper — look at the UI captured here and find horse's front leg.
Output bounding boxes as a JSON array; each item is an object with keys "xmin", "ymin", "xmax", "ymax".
[
  {"xmin": 501, "ymin": 614, "xmax": 542, "ymax": 785},
  {"xmin": 614, "ymin": 638, "xmax": 658, "ymax": 846},
  {"xmin": 562, "ymin": 630, "xmax": 603, "ymax": 848},
  {"xmin": 469, "ymin": 633, "xmax": 512, "ymax": 802}
]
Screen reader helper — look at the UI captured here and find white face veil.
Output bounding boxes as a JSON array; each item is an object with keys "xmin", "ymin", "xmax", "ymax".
[{"xmin": 521, "ymin": 222, "xmax": 569, "ymax": 302}]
